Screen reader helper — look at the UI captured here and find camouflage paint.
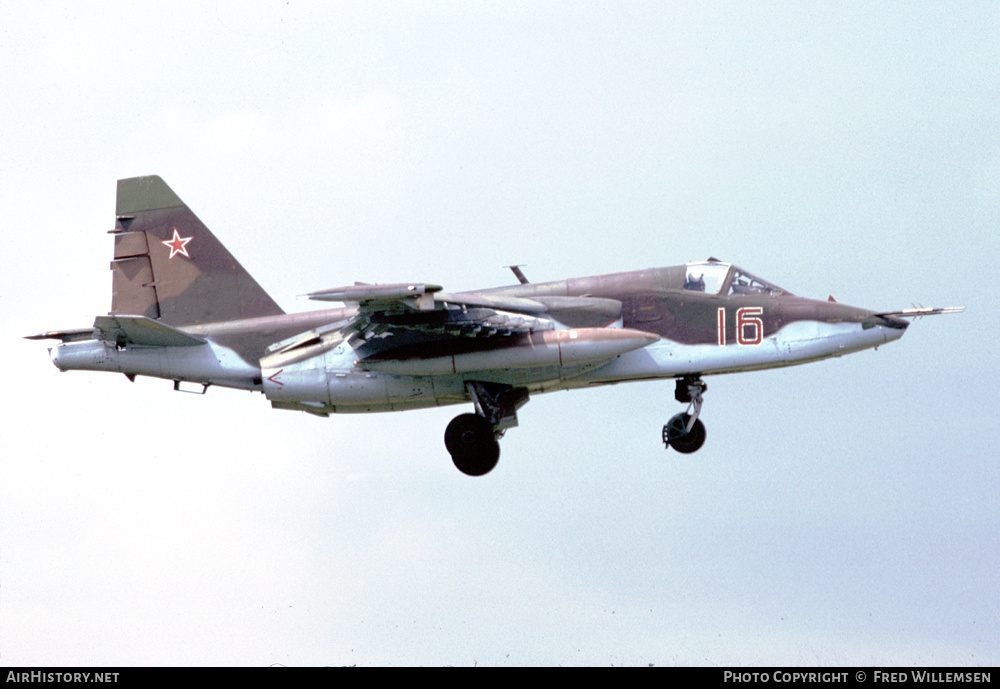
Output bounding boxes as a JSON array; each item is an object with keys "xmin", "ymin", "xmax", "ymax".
[{"xmin": 32, "ymin": 177, "xmax": 941, "ymax": 445}]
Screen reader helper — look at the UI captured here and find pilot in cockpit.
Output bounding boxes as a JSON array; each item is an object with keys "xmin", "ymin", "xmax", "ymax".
[{"xmin": 684, "ymin": 273, "xmax": 706, "ymax": 292}]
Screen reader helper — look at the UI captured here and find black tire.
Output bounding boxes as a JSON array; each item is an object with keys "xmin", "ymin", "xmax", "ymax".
[
  {"xmin": 662, "ymin": 413, "xmax": 707, "ymax": 454},
  {"xmin": 445, "ymin": 414, "xmax": 500, "ymax": 476}
]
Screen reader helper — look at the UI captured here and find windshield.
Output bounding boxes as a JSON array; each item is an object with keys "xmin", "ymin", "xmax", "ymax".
[
  {"xmin": 727, "ymin": 267, "xmax": 788, "ymax": 296},
  {"xmin": 682, "ymin": 261, "xmax": 790, "ymax": 296}
]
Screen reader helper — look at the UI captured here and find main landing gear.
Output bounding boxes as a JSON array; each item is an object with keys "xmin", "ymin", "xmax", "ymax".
[
  {"xmin": 444, "ymin": 382, "xmax": 529, "ymax": 476},
  {"xmin": 663, "ymin": 376, "xmax": 707, "ymax": 454}
]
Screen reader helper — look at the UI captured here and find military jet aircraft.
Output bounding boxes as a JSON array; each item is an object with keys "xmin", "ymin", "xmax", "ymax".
[{"xmin": 28, "ymin": 176, "xmax": 963, "ymax": 476}]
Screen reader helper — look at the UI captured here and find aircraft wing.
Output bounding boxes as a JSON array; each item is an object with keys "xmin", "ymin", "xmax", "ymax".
[
  {"xmin": 303, "ymin": 283, "xmax": 548, "ymax": 348},
  {"xmin": 305, "ymin": 283, "xmax": 555, "ymax": 317},
  {"xmin": 304, "ymin": 283, "xmax": 622, "ymax": 339},
  {"xmin": 297, "ymin": 282, "xmax": 636, "ymax": 361}
]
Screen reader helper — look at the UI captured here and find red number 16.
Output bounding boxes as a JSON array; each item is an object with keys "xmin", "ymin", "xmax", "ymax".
[{"xmin": 717, "ymin": 307, "xmax": 764, "ymax": 346}]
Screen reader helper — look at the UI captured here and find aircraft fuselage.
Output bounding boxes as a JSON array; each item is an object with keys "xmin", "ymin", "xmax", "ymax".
[
  {"xmin": 35, "ymin": 176, "xmax": 954, "ymax": 475},
  {"xmin": 48, "ymin": 264, "xmax": 908, "ymax": 415}
]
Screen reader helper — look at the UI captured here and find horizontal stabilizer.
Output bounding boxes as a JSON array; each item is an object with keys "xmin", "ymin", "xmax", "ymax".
[
  {"xmin": 93, "ymin": 315, "xmax": 206, "ymax": 347},
  {"xmin": 24, "ymin": 328, "xmax": 96, "ymax": 343}
]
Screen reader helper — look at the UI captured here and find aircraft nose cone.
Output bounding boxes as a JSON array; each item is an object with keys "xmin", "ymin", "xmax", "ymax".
[{"xmin": 864, "ymin": 313, "xmax": 908, "ymax": 343}]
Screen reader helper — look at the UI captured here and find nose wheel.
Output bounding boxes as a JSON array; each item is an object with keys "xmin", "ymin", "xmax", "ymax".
[
  {"xmin": 663, "ymin": 413, "xmax": 706, "ymax": 453},
  {"xmin": 663, "ymin": 376, "xmax": 707, "ymax": 453}
]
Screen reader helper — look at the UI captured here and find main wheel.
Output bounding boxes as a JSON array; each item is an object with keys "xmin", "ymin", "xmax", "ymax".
[
  {"xmin": 445, "ymin": 413, "xmax": 500, "ymax": 476},
  {"xmin": 662, "ymin": 413, "xmax": 706, "ymax": 454}
]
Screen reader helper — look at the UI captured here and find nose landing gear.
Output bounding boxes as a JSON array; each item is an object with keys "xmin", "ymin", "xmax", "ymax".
[{"xmin": 663, "ymin": 376, "xmax": 707, "ymax": 453}]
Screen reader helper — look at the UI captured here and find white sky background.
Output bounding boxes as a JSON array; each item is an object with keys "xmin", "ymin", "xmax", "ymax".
[{"xmin": 1, "ymin": 1, "xmax": 997, "ymax": 666}]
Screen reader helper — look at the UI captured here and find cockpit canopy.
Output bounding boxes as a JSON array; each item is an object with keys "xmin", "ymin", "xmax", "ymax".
[{"xmin": 683, "ymin": 260, "xmax": 789, "ymax": 296}]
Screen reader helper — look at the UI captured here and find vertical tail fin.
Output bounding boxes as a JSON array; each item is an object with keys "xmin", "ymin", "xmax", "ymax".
[{"xmin": 110, "ymin": 176, "xmax": 284, "ymax": 326}]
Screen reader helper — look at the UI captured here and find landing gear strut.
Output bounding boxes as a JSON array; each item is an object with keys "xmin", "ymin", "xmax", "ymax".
[
  {"xmin": 445, "ymin": 382, "xmax": 529, "ymax": 476},
  {"xmin": 663, "ymin": 376, "xmax": 707, "ymax": 454}
]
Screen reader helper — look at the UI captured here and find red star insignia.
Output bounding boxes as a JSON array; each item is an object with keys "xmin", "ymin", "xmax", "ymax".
[{"xmin": 162, "ymin": 229, "xmax": 193, "ymax": 259}]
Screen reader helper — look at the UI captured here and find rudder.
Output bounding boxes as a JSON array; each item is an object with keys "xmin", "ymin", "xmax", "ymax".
[{"xmin": 110, "ymin": 176, "xmax": 284, "ymax": 326}]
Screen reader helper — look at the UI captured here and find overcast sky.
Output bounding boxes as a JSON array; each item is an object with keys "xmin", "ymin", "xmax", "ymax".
[{"xmin": 2, "ymin": 1, "xmax": 997, "ymax": 666}]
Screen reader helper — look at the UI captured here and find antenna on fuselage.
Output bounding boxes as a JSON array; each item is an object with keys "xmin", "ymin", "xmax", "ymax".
[{"xmin": 506, "ymin": 265, "xmax": 530, "ymax": 284}]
